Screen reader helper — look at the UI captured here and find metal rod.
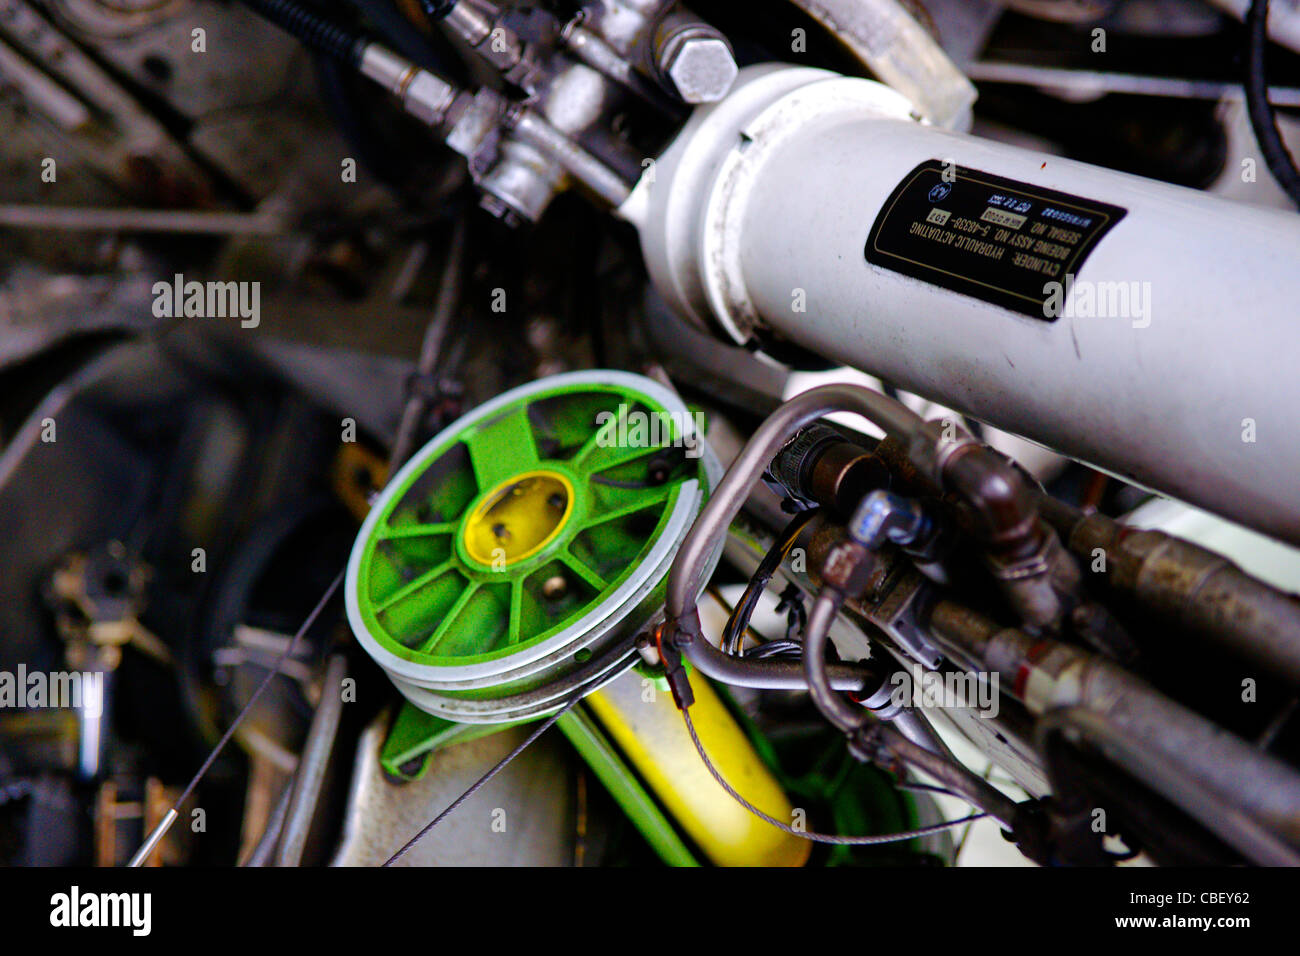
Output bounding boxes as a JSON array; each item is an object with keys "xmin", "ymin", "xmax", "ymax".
[
  {"xmin": 0, "ymin": 206, "xmax": 287, "ymax": 235},
  {"xmin": 275, "ymin": 653, "xmax": 349, "ymax": 866},
  {"xmin": 510, "ymin": 110, "xmax": 633, "ymax": 207},
  {"xmin": 966, "ymin": 60, "xmax": 1300, "ymax": 106},
  {"xmin": 389, "ymin": 217, "xmax": 468, "ymax": 470},
  {"xmin": 878, "ymin": 724, "xmax": 1020, "ymax": 831},
  {"xmin": 126, "ymin": 808, "xmax": 177, "ymax": 868},
  {"xmin": 1038, "ymin": 708, "xmax": 1300, "ymax": 866},
  {"xmin": 929, "ymin": 600, "xmax": 1300, "ymax": 848}
]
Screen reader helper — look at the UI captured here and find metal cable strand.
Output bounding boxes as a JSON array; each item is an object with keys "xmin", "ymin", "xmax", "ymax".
[
  {"xmin": 382, "ymin": 695, "xmax": 581, "ymax": 866},
  {"xmin": 896, "ymin": 781, "xmax": 967, "ymax": 800},
  {"xmin": 127, "ymin": 570, "xmax": 344, "ymax": 867},
  {"xmin": 680, "ymin": 708, "xmax": 985, "ymax": 846}
]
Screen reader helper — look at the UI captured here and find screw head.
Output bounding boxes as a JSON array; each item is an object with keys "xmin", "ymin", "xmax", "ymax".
[{"xmin": 663, "ymin": 35, "xmax": 737, "ymax": 104}]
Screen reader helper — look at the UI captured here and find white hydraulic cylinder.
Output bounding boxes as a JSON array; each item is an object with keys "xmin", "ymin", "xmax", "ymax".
[{"xmin": 622, "ymin": 66, "xmax": 1300, "ymax": 545}]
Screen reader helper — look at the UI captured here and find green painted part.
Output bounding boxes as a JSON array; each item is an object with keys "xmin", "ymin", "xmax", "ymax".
[
  {"xmin": 380, "ymin": 702, "xmax": 519, "ymax": 781},
  {"xmin": 353, "ymin": 380, "xmax": 707, "ymax": 671},
  {"xmin": 709, "ymin": 683, "xmax": 944, "ymax": 865},
  {"xmin": 379, "ymin": 682, "xmax": 937, "ymax": 865},
  {"xmin": 556, "ymin": 707, "xmax": 699, "ymax": 868},
  {"xmin": 379, "ymin": 699, "xmax": 697, "ymax": 865}
]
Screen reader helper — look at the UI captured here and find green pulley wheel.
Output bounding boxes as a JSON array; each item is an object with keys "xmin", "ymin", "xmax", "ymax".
[{"xmin": 345, "ymin": 370, "xmax": 720, "ymax": 723}]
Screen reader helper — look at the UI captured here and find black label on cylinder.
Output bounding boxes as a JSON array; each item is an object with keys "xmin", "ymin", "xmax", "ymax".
[{"xmin": 864, "ymin": 160, "xmax": 1127, "ymax": 320}]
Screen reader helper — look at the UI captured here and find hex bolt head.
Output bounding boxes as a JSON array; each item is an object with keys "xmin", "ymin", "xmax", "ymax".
[{"xmin": 661, "ymin": 33, "xmax": 738, "ymax": 104}]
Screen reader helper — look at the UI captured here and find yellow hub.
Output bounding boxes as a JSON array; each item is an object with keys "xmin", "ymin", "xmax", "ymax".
[{"xmin": 462, "ymin": 470, "xmax": 574, "ymax": 567}]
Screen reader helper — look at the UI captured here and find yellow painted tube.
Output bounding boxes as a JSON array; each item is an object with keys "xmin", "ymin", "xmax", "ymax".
[{"xmin": 587, "ymin": 669, "xmax": 811, "ymax": 867}]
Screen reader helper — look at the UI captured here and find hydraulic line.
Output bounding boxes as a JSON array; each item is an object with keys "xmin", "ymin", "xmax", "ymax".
[
  {"xmin": 664, "ymin": 384, "xmax": 926, "ymax": 692},
  {"xmin": 239, "ymin": 0, "xmax": 459, "ymax": 130},
  {"xmin": 660, "ymin": 639, "xmax": 1019, "ymax": 833},
  {"xmin": 241, "ymin": 0, "xmax": 629, "ymax": 210},
  {"xmin": 345, "ymin": 0, "xmax": 455, "ymax": 74},
  {"xmin": 872, "ymin": 724, "xmax": 1020, "ymax": 831},
  {"xmin": 721, "ymin": 508, "xmax": 819, "ymax": 656},
  {"xmin": 647, "ymin": 382, "xmax": 1021, "ymax": 832},
  {"xmin": 803, "ymin": 586, "xmax": 959, "ymax": 761},
  {"xmin": 240, "ymin": 0, "xmax": 367, "ymax": 65},
  {"xmin": 927, "ymin": 600, "xmax": 1300, "ymax": 852},
  {"xmin": 1246, "ymin": 0, "xmax": 1300, "ymax": 207},
  {"xmin": 1038, "ymin": 708, "xmax": 1300, "ymax": 866},
  {"xmin": 1040, "ymin": 496, "xmax": 1300, "ymax": 687},
  {"xmin": 803, "ymin": 589, "xmax": 866, "ymax": 734}
]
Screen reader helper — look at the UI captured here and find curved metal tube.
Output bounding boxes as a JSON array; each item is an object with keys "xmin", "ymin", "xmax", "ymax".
[
  {"xmin": 806, "ymin": 587, "xmax": 961, "ymax": 760},
  {"xmin": 668, "ymin": 384, "xmax": 924, "ymax": 620},
  {"xmin": 660, "ymin": 383, "xmax": 1018, "ymax": 824},
  {"xmin": 879, "ymin": 725, "xmax": 1020, "ymax": 831},
  {"xmin": 889, "ymin": 707, "xmax": 957, "ymax": 761},
  {"xmin": 802, "ymin": 589, "xmax": 870, "ymax": 731},
  {"xmin": 685, "ymin": 634, "xmax": 872, "ymax": 691},
  {"xmin": 666, "ymin": 384, "xmax": 924, "ymax": 690}
]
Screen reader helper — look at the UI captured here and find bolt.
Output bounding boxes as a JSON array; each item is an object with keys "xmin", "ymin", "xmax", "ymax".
[
  {"xmin": 658, "ymin": 28, "xmax": 737, "ymax": 104},
  {"xmin": 821, "ymin": 540, "xmax": 876, "ymax": 597},
  {"xmin": 541, "ymin": 575, "xmax": 568, "ymax": 601}
]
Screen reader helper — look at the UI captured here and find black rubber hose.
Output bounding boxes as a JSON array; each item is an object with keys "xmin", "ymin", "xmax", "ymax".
[
  {"xmin": 419, "ymin": 0, "xmax": 458, "ymax": 20},
  {"xmin": 721, "ymin": 508, "xmax": 819, "ymax": 656},
  {"xmin": 313, "ymin": 52, "xmax": 409, "ymax": 192},
  {"xmin": 1245, "ymin": 0, "xmax": 1300, "ymax": 208},
  {"xmin": 240, "ymin": 0, "xmax": 368, "ymax": 67},
  {"xmin": 344, "ymin": 0, "xmax": 456, "ymax": 75}
]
